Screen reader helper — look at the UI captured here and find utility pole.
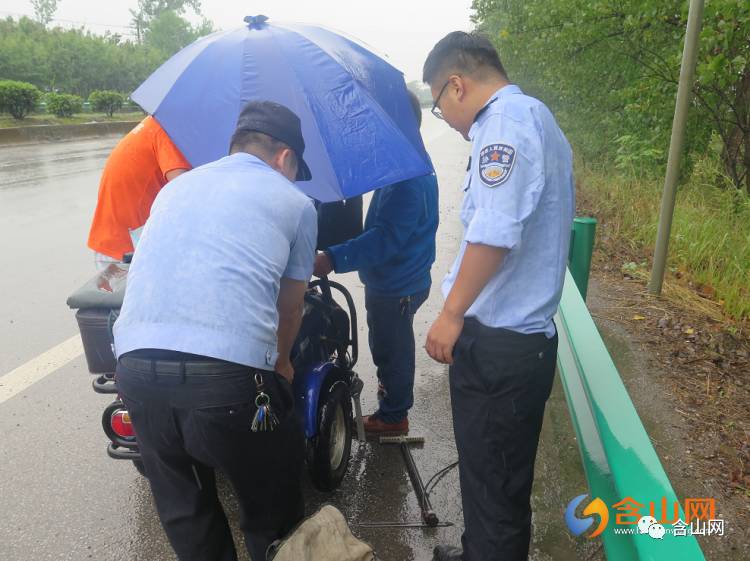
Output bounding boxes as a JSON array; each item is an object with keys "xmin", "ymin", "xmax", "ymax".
[{"xmin": 649, "ymin": 0, "xmax": 705, "ymax": 294}]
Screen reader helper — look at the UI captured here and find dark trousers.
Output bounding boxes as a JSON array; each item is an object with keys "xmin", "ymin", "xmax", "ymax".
[
  {"xmin": 449, "ymin": 319, "xmax": 558, "ymax": 561},
  {"xmin": 365, "ymin": 287, "xmax": 429, "ymax": 423},
  {"xmin": 116, "ymin": 350, "xmax": 304, "ymax": 561}
]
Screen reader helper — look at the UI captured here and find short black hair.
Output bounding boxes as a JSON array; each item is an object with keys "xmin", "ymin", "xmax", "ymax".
[
  {"xmin": 422, "ymin": 31, "xmax": 507, "ymax": 85},
  {"xmin": 230, "ymin": 130, "xmax": 289, "ymax": 160},
  {"xmin": 407, "ymin": 89, "xmax": 422, "ymax": 127}
]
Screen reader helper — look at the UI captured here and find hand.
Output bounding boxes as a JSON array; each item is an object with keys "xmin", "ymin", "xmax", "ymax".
[
  {"xmin": 425, "ymin": 310, "xmax": 464, "ymax": 365},
  {"xmin": 313, "ymin": 252, "xmax": 334, "ymax": 277},
  {"xmin": 275, "ymin": 358, "xmax": 295, "ymax": 384}
]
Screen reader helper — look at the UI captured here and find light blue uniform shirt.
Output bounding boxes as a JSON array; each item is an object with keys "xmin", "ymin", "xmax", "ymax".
[
  {"xmin": 442, "ymin": 85, "xmax": 575, "ymax": 337},
  {"xmin": 114, "ymin": 153, "xmax": 318, "ymax": 369}
]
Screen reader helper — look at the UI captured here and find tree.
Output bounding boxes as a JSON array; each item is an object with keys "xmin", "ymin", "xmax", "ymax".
[
  {"xmin": 0, "ymin": 18, "xmax": 50, "ymax": 88},
  {"xmin": 31, "ymin": 0, "xmax": 57, "ymax": 26},
  {"xmin": 144, "ymin": 10, "xmax": 213, "ymax": 56},
  {"xmin": 89, "ymin": 90, "xmax": 125, "ymax": 117},
  {"xmin": 696, "ymin": 1, "xmax": 750, "ymax": 192},
  {"xmin": 0, "ymin": 16, "xmax": 167, "ymax": 98},
  {"xmin": 137, "ymin": 0, "xmax": 202, "ymax": 18},
  {"xmin": 130, "ymin": 0, "xmax": 203, "ymax": 43},
  {"xmin": 0, "ymin": 80, "xmax": 41, "ymax": 119},
  {"xmin": 472, "ymin": 0, "xmax": 750, "ymax": 192},
  {"xmin": 0, "ymin": 13, "xmax": 213, "ymax": 102}
]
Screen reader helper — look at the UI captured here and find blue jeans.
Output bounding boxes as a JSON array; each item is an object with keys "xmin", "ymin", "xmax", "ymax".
[{"xmin": 365, "ymin": 287, "xmax": 429, "ymax": 423}]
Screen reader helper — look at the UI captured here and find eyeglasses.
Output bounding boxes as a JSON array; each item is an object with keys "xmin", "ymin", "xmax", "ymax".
[{"xmin": 431, "ymin": 80, "xmax": 451, "ymax": 120}]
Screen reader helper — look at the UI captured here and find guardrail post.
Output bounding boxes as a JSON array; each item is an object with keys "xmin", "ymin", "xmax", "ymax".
[{"xmin": 568, "ymin": 217, "xmax": 597, "ymax": 300}]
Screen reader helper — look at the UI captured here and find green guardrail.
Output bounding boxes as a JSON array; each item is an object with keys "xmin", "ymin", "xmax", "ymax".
[
  {"xmin": 559, "ymin": 224, "xmax": 705, "ymax": 560},
  {"xmin": 568, "ymin": 217, "xmax": 597, "ymax": 300}
]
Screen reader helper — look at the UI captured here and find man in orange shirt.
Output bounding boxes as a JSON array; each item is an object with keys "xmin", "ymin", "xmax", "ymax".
[{"xmin": 88, "ymin": 116, "xmax": 191, "ymax": 267}]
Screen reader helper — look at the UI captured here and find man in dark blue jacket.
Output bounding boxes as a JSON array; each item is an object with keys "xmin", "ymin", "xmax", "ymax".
[{"xmin": 313, "ymin": 92, "xmax": 439, "ymax": 435}]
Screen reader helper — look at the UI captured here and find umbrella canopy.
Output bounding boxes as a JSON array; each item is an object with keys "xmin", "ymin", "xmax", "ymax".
[{"xmin": 131, "ymin": 15, "xmax": 433, "ymax": 202}]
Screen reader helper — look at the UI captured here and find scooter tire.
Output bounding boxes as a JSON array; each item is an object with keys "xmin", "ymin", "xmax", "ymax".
[{"xmin": 308, "ymin": 382, "xmax": 352, "ymax": 491}]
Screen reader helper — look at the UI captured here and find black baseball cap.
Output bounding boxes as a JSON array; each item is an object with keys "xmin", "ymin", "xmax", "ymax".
[{"xmin": 233, "ymin": 100, "xmax": 312, "ymax": 181}]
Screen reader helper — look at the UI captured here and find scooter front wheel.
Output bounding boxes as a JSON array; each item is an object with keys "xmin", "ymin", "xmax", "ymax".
[{"xmin": 308, "ymin": 382, "xmax": 352, "ymax": 491}]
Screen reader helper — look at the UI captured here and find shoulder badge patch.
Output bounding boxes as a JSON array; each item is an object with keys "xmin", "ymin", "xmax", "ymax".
[{"xmin": 478, "ymin": 143, "xmax": 516, "ymax": 187}]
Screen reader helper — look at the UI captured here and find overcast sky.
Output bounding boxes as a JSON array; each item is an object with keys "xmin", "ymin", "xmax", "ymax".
[{"xmin": 2, "ymin": 0, "xmax": 476, "ymax": 81}]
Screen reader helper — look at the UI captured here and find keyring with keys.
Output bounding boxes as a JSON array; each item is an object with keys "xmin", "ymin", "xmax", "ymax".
[{"xmin": 251, "ymin": 372, "xmax": 280, "ymax": 432}]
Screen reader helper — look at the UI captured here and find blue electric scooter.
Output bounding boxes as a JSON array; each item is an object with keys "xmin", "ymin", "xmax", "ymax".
[{"xmin": 67, "ymin": 261, "xmax": 364, "ymax": 492}]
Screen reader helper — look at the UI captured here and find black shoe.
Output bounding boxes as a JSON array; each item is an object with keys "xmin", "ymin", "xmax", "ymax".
[{"xmin": 432, "ymin": 544, "xmax": 463, "ymax": 561}]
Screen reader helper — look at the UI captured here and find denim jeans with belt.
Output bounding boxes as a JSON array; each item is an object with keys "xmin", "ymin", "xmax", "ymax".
[
  {"xmin": 116, "ymin": 349, "xmax": 304, "ymax": 561},
  {"xmin": 364, "ymin": 287, "xmax": 429, "ymax": 423}
]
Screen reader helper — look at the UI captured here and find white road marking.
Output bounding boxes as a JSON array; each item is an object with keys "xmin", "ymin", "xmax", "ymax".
[{"xmin": 0, "ymin": 335, "xmax": 83, "ymax": 404}]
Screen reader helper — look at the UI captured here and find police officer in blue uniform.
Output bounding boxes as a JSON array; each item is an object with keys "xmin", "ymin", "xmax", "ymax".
[
  {"xmin": 113, "ymin": 101, "xmax": 317, "ymax": 561},
  {"xmin": 422, "ymin": 32, "xmax": 575, "ymax": 561}
]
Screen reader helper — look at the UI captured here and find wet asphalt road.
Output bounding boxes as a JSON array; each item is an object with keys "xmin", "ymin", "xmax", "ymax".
[{"xmin": 0, "ymin": 114, "xmax": 595, "ymax": 561}]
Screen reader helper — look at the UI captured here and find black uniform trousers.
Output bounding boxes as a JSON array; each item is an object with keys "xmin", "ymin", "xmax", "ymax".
[
  {"xmin": 449, "ymin": 318, "xmax": 557, "ymax": 561},
  {"xmin": 116, "ymin": 350, "xmax": 304, "ymax": 561}
]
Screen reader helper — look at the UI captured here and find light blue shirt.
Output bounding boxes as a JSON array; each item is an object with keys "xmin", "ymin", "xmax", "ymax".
[
  {"xmin": 114, "ymin": 153, "xmax": 318, "ymax": 369},
  {"xmin": 442, "ymin": 85, "xmax": 575, "ymax": 337}
]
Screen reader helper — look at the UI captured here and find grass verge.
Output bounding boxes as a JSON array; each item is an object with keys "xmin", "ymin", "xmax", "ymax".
[
  {"xmin": 0, "ymin": 112, "xmax": 144, "ymax": 128},
  {"xmin": 576, "ymin": 155, "xmax": 750, "ymax": 323}
]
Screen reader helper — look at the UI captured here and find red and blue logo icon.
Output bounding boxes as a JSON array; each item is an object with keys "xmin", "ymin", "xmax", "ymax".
[{"xmin": 565, "ymin": 494, "xmax": 610, "ymax": 539}]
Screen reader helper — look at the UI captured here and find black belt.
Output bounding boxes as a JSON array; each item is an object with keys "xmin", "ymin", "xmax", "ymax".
[
  {"xmin": 119, "ymin": 356, "xmax": 249, "ymax": 376},
  {"xmin": 463, "ymin": 317, "xmax": 555, "ymax": 342}
]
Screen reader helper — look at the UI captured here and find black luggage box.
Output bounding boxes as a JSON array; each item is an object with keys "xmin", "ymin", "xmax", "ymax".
[
  {"xmin": 67, "ymin": 263, "xmax": 128, "ymax": 374},
  {"xmin": 74, "ymin": 308, "xmax": 118, "ymax": 373}
]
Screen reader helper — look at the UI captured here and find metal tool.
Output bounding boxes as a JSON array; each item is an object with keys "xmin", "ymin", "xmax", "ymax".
[
  {"xmin": 356, "ymin": 521, "xmax": 453, "ymax": 529},
  {"xmin": 379, "ymin": 435, "xmax": 439, "ymax": 527}
]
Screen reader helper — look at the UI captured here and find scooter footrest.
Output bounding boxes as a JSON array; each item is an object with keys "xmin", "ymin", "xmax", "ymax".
[
  {"xmin": 92, "ymin": 374, "xmax": 118, "ymax": 394},
  {"xmin": 107, "ymin": 443, "xmax": 141, "ymax": 461}
]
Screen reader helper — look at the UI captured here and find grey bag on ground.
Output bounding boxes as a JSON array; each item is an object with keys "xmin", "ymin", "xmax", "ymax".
[{"xmin": 267, "ymin": 505, "xmax": 376, "ymax": 561}]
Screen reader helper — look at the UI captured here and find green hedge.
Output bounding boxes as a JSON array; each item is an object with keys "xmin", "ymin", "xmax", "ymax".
[
  {"xmin": 45, "ymin": 92, "xmax": 84, "ymax": 118},
  {"xmin": 88, "ymin": 90, "xmax": 125, "ymax": 117},
  {"xmin": 0, "ymin": 80, "xmax": 41, "ymax": 119}
]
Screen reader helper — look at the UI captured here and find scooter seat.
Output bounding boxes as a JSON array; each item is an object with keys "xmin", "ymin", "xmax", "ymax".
[{"xmin": 67, "ymin": 263, "xmax": 129, "ymax": 310}]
